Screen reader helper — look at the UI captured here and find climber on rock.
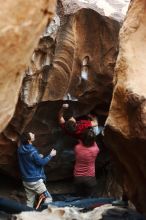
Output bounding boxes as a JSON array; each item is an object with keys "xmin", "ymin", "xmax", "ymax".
[
  {"xmin": 17, "ymin": 132, "xmax": 56, "ymax": 209},
  {"xmin": 58, "ymin": 103, "xmax": 98, "ymax": 138}
]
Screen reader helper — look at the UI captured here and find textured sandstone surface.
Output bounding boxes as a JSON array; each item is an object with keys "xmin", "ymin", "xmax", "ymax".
[
  {"xmin": 0, "ymin": 1, "xmax": 133, "ymax": 206},
  {"xmin": 105, "ymin": 0, "xmax": 146, "ymax": 214},
  {"xmin": 1, "ymin": 8, "xmax": 119, "ymax": 178},
  {"xmin": 1, "ymin": 0, "xmax": 146, "ymax": 215},
  {"xmin": 42, "ymin": 9, "xmax": 119, "ymax": 108},
  {"xmin": 0, "ymin": 0, "xmax": 56, "ymax": 132},
  {"xmin": 0, "ymin": 5, "xmax": 120, "ymax": 198}
]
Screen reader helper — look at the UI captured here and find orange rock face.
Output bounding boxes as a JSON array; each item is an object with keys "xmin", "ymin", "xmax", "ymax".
[
  {"xmin": 42, "ymin": 8, "xmax": 119, "ymax": 111},
  {"xmin": 0, "ymin": 8, "xmax": 120, "ymax": 184},
  {"xmin": 0, "ymin": 0, "xmax": 56, "ymax": 132},
  {"xmin": 105, "ymin": 0, "xmax": 146, "ymax": 214}
]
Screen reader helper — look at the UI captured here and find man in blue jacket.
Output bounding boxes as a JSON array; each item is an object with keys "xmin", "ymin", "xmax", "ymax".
[{"xmin": 18, "ymin": 132, "xmax": 56, "ymax": 208}]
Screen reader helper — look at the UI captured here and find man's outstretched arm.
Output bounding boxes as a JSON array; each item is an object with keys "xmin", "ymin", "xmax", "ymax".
[
  {"xmin": 58, "ymin": 104, "xmax": 69, "ymax": 124},
  {"xmin": 32, "ymin": 149, "xmax": 56, "ymax": 166},
  {"xmin": 88, "ymin": 114, "xmax": 98, "ymax": 127}
]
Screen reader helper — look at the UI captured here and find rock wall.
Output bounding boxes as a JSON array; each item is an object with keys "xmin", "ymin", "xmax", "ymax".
[
  {"xmin": 42, "ymin": 9, "xmax": 120, "ymax": 109},
  {"xmin": 0, "ymin": 6, "xmax": 120, "ymax": 190},
  {"xmin": 105, "ymin": 0, "xmax": 146, "ymax": 214},
  {"xmin": 1, "ymin": 0, "xmax": 146, "ymax": 215},
  {"xmin": 0, "ymin": 0, "xmax": 56, "ymax": 132}
]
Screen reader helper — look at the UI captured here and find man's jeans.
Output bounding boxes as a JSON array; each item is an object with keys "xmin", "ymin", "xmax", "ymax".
[{"xmin": 23, "ymin": 179, "xmax": 52, "ymax": 207}]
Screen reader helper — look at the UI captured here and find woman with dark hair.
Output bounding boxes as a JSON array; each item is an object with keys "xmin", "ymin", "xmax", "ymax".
[{"xmin": 74, "ymin": 128, "xmax": 100, "ymax": 197}]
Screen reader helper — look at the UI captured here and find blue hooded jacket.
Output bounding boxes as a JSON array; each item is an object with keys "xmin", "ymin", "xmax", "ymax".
[{"xmin": 18, "ymin": 144, "xmax": 52, "ymax": 182}]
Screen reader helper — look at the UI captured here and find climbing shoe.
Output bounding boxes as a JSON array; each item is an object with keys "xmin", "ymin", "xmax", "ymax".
[{"xmin": 112, "ymin": 199, "xmax": 128, "ymax": 208}]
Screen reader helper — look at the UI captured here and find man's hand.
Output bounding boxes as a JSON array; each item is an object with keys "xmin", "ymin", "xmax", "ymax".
[
  {"xmin": 50, "ymin": 149, "xmax": 57, "ymax": 157},
  {"xmin": 62, "ymin": 103, "xmax": 69, "ymax": 108},
  {"xmin": 89, "ymin": 114, "xmax": 98, "ymax": 127}
]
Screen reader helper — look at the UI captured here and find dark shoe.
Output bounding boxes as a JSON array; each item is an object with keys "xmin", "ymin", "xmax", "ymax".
[{"xmin": 112, "ymin": 199, "xmax": 128, "ymax": 208}]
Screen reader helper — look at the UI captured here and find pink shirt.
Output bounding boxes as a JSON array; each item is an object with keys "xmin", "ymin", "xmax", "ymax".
[{"xmin": 74, "ymin": 141, "xmax": 99, "ymax": 177}]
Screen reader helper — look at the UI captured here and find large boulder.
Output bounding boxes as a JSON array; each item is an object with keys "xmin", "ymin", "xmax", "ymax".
[
  {"xmin": 0, "ymin": 7, "xmax": 120, "ymax": 186},
  {"xmin": 42, "ymin": 8, "xmax": 119, "ymax": 108},
  {"xmin": 105, "ymin": 0, "xmax": 146, "ymax": 214},
  {"xmin": 0, "ymin": 0, "xmax": 56, "ymax": 132}
]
